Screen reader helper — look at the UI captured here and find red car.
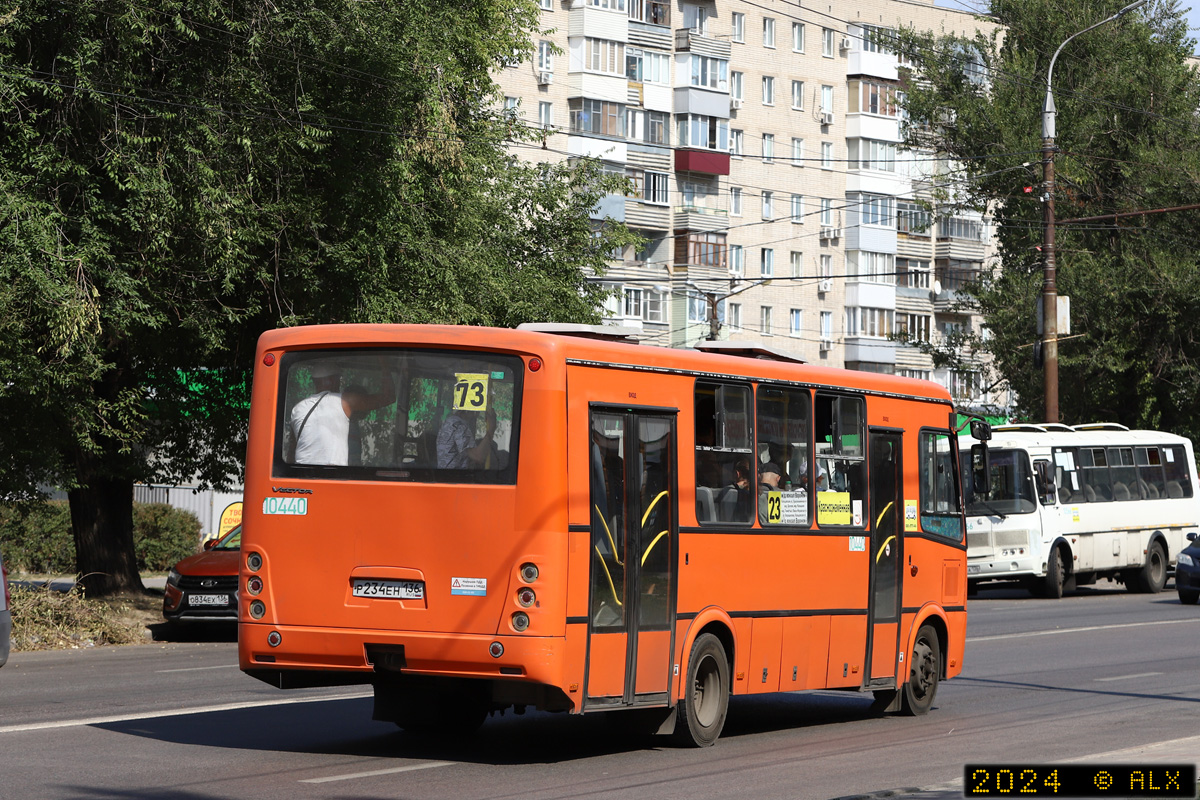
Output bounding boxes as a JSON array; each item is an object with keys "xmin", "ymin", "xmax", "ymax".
[{"xmin": 163, "ymin": 525, "xmax": 241, "ymax": 625}]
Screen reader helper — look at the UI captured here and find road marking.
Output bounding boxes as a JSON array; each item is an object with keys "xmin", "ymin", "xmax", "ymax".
[
  {"xmin": 1094, "ymin": 672, "xmax": 1163, "ymax": 682},
  {"xmin": 968, "ymin": 617, "xmax": 1200, "ymax": 643},
  {"xmin": 0, "ymin": 691, "xmax": 372, "ymax": 734},
  {"xmin": 299, "ymin": 761, "xmax": 454, "ymax": 783},
  {"xmin": 156, "ymin": 664, "xmax": 240, "ymax": 673}
]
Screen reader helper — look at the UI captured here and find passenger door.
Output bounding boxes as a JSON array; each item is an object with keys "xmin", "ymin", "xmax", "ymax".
[
  {"xmin": 586, "ymin": 409, "xmax": 678, "ymax": 707},
  {"xmin": 867, "ymin": 429, "xmax": 904, "ymax": 685}
]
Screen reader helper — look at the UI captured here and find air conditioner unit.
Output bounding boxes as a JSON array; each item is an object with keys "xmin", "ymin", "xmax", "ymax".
[
  {"xmin": 819, "ymin": 227, "xmax": 840, "ymax": 241},
  {"xmin": 840, "ymin": 36, "xmax": 852, "ymax": 51},
  {"xmin": 820, "ymin": 338, "xmax": 834, "ymax": 351},
  {"xmin": 818, "ymin": 279, "xmax": 833, "ymax": 293},
  {"xmin": 819, "ymin": 111, "xmax": 834, "ymax": 126},
  {"xmin": 537, "ymin": 71, "xmax": 554, "ymax": 86},
  {"xmin": 730, "ymin": 98, "xmax": 744, "ymax": 110}
]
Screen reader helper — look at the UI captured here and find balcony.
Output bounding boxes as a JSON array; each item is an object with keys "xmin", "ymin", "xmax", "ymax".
[
  {"xmin": 676, "ymin": 148, "xmax": 730, "ymax": 175},
  {"xmin": 674, "ymin": 28, "xmax": 731, "ymax": 59}
]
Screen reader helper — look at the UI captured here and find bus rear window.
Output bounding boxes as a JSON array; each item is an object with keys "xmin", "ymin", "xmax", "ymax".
[{"xmin": 274, "ymin": 349, "xmax": 521, "ymax": 484}]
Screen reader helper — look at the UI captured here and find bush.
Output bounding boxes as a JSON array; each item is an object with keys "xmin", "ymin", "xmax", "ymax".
[
  {"xmin": 9, "ymin": 584, "xmax": 147, "ymax": 650},
  {"xmin": 0, "ymin": 501, "xmax": 202, "ymax": 574}
]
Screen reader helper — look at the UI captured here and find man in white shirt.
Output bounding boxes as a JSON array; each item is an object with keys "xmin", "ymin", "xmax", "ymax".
[{"xmin": 290, "ymin": 360, "xmax": 393, "ymax": 465}]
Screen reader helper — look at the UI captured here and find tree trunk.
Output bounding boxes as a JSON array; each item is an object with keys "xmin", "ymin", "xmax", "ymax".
[{"xmin": 69, "ymin": 472, "xmax": 145, "ymax": 597}]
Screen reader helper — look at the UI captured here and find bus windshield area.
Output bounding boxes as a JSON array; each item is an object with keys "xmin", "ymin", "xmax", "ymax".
[
  {"xmin": 964, "ymin": 447, "xmax": 1037, "ymax": 517},
  {"xmin": 274, "ymin": 348, "xmax": 522, "ymax": 484}
]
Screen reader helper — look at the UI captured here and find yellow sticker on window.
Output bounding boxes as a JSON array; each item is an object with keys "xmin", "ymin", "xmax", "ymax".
[
  {"xmin": 766, "ymin": 491, "xmax": 782, "ymax": 524},
  {"xmin": 817, "ymin": 491, "xmax": 852, "ymax": 525},
  {"xmin": 904, "ymin": 499, "xmax": 919, "ymax": 532},
  {"xmin": 453, "ymin": 373, "xmax": 489, "ymax": 411}
]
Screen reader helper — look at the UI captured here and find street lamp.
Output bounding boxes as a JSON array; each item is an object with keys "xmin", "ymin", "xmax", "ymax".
[{"xmin": 1039, "ymin": 0, "xmax": 1147, "ymax": 423}]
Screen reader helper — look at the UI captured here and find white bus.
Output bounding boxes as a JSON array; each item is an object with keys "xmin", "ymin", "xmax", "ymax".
[{"xmin": 963, "ymin": 423, "xmax": 1200, "ymax": 598}]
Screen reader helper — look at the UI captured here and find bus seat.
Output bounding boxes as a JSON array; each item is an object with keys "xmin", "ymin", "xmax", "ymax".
[
  {"xmin": 1083, "ymin": 484, "xmax": 1097, "ymax": 502},
  {"xmin": 1167, "ymin": 481, "xmax": 1184, "ymax": 498},
  {"xmin": 715, "ymin": 486, "xmax": 739, "ymax": 521},
  {"xmin": 696, "ymin": 486, "xmax": 716, "ymax": 522},
  {"xmin": 1058, "ymin": 487, "xmax": 1071, "ymax": 504},
  {"xmin": 1112, "ymin": 482, "xmax": 1130, "ymax": 501},
  {"xmin": 1140, "ymin": 479, "xmax": 1159, "ymax": 499}
]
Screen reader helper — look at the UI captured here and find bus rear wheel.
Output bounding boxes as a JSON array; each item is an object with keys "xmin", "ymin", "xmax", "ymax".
[
  {"xmin": 673, "ymin": 632, "xmax": 730, "ymax": 747},
  {"xmin": 901, "ymin": 624, "xmax": 940, "ymax": 716},
  {"xmin": 1131, "ymin": 541, "xmax": 1167, "ymax": 594}
]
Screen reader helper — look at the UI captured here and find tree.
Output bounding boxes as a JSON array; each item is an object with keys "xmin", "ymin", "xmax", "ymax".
[
  {"xmin": 0, "ymin": 1, "xmax": 636, "ymax": 595},
  {"xmin": 895, "ymin": 0, "xmax": 1200, "ymax": 437}
]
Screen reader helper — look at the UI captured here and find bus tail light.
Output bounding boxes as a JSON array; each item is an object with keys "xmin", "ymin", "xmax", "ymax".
[
  {"xmin": 267, "ymin": 631, "xmax": 282, "ymax": 647},
  {"xmin": 520, "ymin": 562, "xmax": 539, "ymax": 582},
  {"xmin": 489, "ymin": 642, "xmax": 504, "ymax": 658},
  {"xmin": 249, "ymin": 600, "xmax": 266, "ymax": 619},
  {"xmin": 511, "ymin": 612, "xmax": 530, "ymax": 632},
  {"xmin": 516, "ymin": 587, "xmax": 536, "ymax": 607},
  {"xmin": 246, "ymin": 552, "xmax": 263, "ymax": 572},
  {"xmin": 246, "ymin": 576, "xmax": 264, "ymax": 596}
]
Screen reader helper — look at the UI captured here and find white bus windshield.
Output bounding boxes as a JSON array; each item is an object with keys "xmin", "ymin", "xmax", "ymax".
[{"xmin": 964, "ymin": 448, "xmax": 1037, "ymax": 516}]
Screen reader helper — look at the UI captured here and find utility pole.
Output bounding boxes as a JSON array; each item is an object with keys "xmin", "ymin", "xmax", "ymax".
[{"xmin": 1039, "ymin": 0, "xmax": 1146, "ymax": 423}]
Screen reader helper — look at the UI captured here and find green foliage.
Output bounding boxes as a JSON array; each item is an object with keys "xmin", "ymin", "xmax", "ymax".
[
  {"xmin": 0, "ymin": 1, "xmax": 635, "ymax": 590},
  {"xmin": 896, "ymin": 0, "xmax": 1200, "ymax": 437},
  {"xmin": 0, "ymin": 501, "xmax": 201, "ymax": 574}
]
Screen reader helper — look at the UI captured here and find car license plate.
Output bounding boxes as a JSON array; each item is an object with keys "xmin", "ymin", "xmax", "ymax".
[
  {"xmin": 189, "ymin": 594, "xmax": 230, "ymax": 606},
  {"xmin": 967, "ymin": 564, "xmax": 981, "ymax": 575},
  {"xmin": 352, "ymin": 579, "xmax": 424, "ymax": 600}
]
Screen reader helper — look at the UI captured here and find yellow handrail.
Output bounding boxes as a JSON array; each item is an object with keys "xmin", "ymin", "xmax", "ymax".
[
  {"xmin": 595, "ymin": 504, "xmax": 624, "ymax": 566},
  {"xmin": 641, "ymin": 530, "xmax": 669, "ymax": 566}
]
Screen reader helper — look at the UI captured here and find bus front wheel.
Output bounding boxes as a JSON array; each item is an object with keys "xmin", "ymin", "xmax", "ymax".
[
  {"xmin": 1131, "ymin": 541, "xmax": 1167, "ymax": 594},
  {"xmin": 674, "ymin": 632, "xmax": 730, "ymax": 747},
  {"xmin": 901, "ymin": 624, "xmax": 940, "ymax": 716}
]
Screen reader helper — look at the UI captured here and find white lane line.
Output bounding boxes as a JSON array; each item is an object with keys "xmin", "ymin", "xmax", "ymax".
[
  {"xmin": 299, "ymin": 761, "xmax": 454, "ymax": 783},
  {"xmin": 156, "ymin": 664, "xmax": 240, "ymax": 673},
  {"xmin": 1094, "ymin": 672, "xmax": 1163, "ymax": 682},
  {"xmin": 0, "ymin": 691, "xmax": 372, "ymax": 734},
  {"xmin": 968, "ymin": 617, "xmax": 1200, "ymax": 643}
]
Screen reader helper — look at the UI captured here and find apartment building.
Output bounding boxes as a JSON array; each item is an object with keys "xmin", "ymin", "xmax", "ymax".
[{"xmin": 496, "ymin": 0, "xmax": 1002, "ymax": 409}]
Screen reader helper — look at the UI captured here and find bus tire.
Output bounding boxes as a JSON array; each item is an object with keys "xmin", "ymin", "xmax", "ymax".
[
  {"xmin": 1178, "ymin": 588, "xmax": 1200, "ymax": 605},
  {"xmin": 1132, "ymin": 541, "xmax": 1167, "ymax": 594},
  {"xmin": 1041, "ymin": 547, "xmax": 1067, "ymax": 599},
  {"xmin": 673, "ymin": 632, "xmax": 730, "ymax": 747},
  {"xmin": 901, "ymin": 624, "xmax": 940, "ymax": 716}
]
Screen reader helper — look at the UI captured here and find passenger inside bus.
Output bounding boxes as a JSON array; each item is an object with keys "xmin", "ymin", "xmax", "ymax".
[
  {"xmin": 757, "ymin": 462, "xmax": 784, "ymax": 523},
  {"xmin": 437, "ymin": 408, "xmax": 497, "ymax": 469},
  {"xmin": 290, "ymin": 360, "xmax": 395, "ymax": 466}
]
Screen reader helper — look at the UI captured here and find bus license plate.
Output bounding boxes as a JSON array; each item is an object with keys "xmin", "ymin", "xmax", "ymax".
[
  {"xmin": 352, "ymin": 579, "xmax": 424, "ymax": 600},
  {"xmin": 189, "ymin": 594, "xmax": 230, "ymax": 606}
]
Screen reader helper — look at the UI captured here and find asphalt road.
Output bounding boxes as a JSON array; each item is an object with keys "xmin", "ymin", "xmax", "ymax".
[{"xmin": 3, "ymin": 580, "xmax": 1199, "ymax": 800}]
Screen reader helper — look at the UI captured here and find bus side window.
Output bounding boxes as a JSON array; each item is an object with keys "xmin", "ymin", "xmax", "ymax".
[
  {"xmin": 813, "ymin": 394, "xmax": 866, "ymax": 527},
  {"xmin": 919, "ymin": 430, "xmax": 963, "ymax": 540},
  {"xmin": 694, "ymin": 381, "xmax": 754, "ymax": 524},
  {"xmin": 1033, "ymin": 459, "xmax": 1056, "ymax": 505},
  {"xmin": 1163, "ymin": 445, "xmax": 1194, "ymax": 498},
  {"xmin": 1135, "ymin": 446, "xmax": 1165, "ymax": 499}
]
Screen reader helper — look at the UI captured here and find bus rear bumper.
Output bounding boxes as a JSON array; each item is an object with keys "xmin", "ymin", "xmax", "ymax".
[{"xmin": 238, "ymin": 623, "xmax": 567, "ymax": 687}]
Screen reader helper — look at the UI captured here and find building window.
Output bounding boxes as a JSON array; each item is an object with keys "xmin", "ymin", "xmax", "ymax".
[
  {"xmin": 849, "ymin": 251, "xmax": 895, "ymax": 283},
  {"xmin": 678, "ymin": 114, "xmax": 729, "ymax": 150},
  {"xmin": 897, "ymin": 258, "xmax": 931, "ymax": 289},
  {"xmin": 504, "ymin": 96, "xmax": 520, "ymax": 116},
  {"xmin": 629, "ymin": 0, "xmax": 670, "ymax": 25},
  {"xmin": 859, "ymin": 194, "xmax": 895, "ymax": 226},
  {"xmin": 763, "ymin": 17, "xmax": 776, "ymax": 48},
  {"xmin": 851, "ymin": 80, "xmax": 901, "ymax": 117},
  {"xmin": 589, "ymin": 0, "xmax": 626, "ymax": 9},
  {"xmin": 762, "ymin": 76, "xmax": 775, "ymax": 105},
  {"xmin": 645, "ymin": 110, "xmax": 669, "ymax": 144},
  {"xmin": 790, "ymin": 194, "xmax": 804, "ymax": 222},
  {"xmin": 940, "ymin": 216, "xmax": 983, "ymax": 241},
  {"xmin": 897, "ymin": 202, "xmax": 932, "ymax": 236},
  {"xmin": 790, "ymin": 309, "xmax": 803, "ymax": 336},
  {"xmin": 821, "ymin": 141, "xmax": 833, "ymax": 169},
  {"xmin": 820, "ymin": 310, "xmax": 833, "ymax": 340},
  {"xmin": 846, "ymin": 307, "xmax": 895, "ymax": 338},
  {"xmin": 623, "ymin": 287, "xmax": 665, "ymax": 322},
  {"xmin": 820, "ymin": 84, "xmax": 834, "ymax": 113},
  {"xmin": 680, "ymin": 178, "xmax": 719, "ymax": 211},
  {"xmin": 681, "ymin": 231, "xmax": 728, "ymax": 268},
  {"xmin": 540, "ymin": 0, "xmax": 552, "ymax": 8},
  {"xmin": 624, "ymin": 287, "xmax": 643, "ymax": 318},
  {"xmin": 820, "ymin": 198, "xmax": 833, "ymax": 226},
  {"xmin": 643, "ymin": 171, "xmax": 669, "ymax": 204},
  {"xmin": 731, "ymin": 12, "xmax": 745, "ymax": 42},
  {"xmin": 731, "ymin": 71, "xmax": 744, "ymax": 101},
  {"xmin": 822, "ymin": 27, "xmax": 836, "ymax": 57},
  {"xmin": 586, "ymin": 38, "xmax": 626, "ymax": 74},
  {"xmin": 730, "ymin": 244, "xmax": 744, "ymax": 275},
  {"xmin": 848, "ymin": 138, "xmax": 897, "ymax": 172},
  {"xmin": 791, "ymin": 80, "xmax": 805, "ymax": 110},
  {"xmin": 790, "ymin": 251, "xmax": 803, "ymax": 277},
  {"xmin": 860, "ymin": 25, "xmax": 895, "ymax": 54},
  {"xmin": 538, "ymin": 101, "xmax": 552, "ymax": 129},
  {"xmin": 819, "ymin": 254, "xmax": 833, "ymax": 278},
  {"xmin": 730, "ymin": 129, "xmax": 743, "ymax": 156},
  {"xmin": 627, "ymin": 49, "xmax": 671, "ymax": 84},
  {"xmin": 761, "ymin": 306, "xmax": 774, "ymax": 335},
  {"xmin": 690, "ymin": 54, "xmax": 729, "ymax": 90},
  {"xmin": 897, "ymin": 313, "xmax": 931, "ymax": 343},
  {"xmin": 729, "ymin": 302, "xmax": 742, "ymax": 329},
  {"xmin": 730, "ymin": 186, "xmax": 743, "ymax": 216},
  {"xmin": 791, "ymin": 137, "xmax": 804, "ymax": 166},
  {"xmin": 761, "ymin": 247, "xmax": 774, "ymax": 277},
  {"xmin": 762, "ymin": 133, "xmax": 774, "ymax": 163},
  {"xmin": 792, "ymin": 22, "xmax": 806, "ymax": 52},
  {"xmin": 537, "ymin": 41, "xmax": 554, "ymax": 72},
  {"xmin": 569, "ymin": 98, "xmax": 625, "ymax": 136},
  {"xmin": 762, "ymin": 191, "xmax": 774, "ymax": 220},
  {"xmin": 682, "ymin": 3, "xmax": 708, "ymax": 34}
]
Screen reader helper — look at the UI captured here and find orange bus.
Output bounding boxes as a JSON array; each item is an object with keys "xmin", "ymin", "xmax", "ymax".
[{"xmin": 239, "ymin": 323, "xmax": 981, "ymax": 746}]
